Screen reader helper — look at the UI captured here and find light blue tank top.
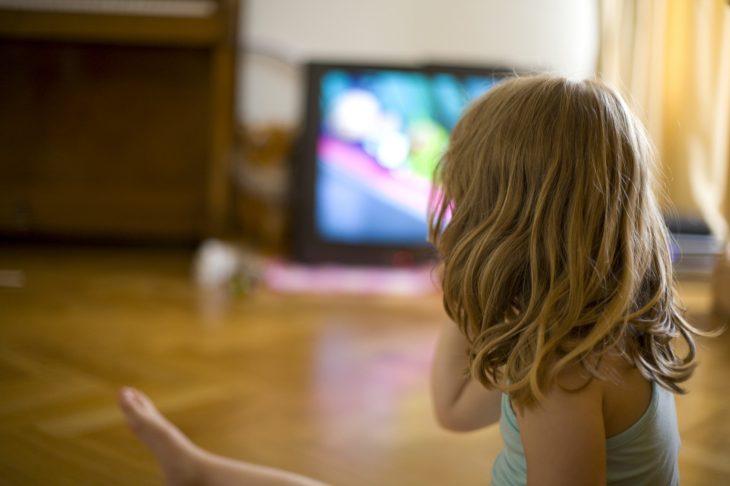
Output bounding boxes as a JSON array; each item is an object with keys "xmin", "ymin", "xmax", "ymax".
[{"xmin": 491, "ymin": 381, "xmax": 680, "ymax": 485}]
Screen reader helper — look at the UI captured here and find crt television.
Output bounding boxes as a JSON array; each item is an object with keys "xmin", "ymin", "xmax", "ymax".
[{"xmin": 291, "ymin": 62, "xmax": 515, "ymax": 265}]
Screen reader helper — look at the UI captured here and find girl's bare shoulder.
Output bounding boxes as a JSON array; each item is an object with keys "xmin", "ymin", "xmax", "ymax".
[
  {"xmin": 532, "ymin": 354, "xmax": 652, "ymax": 437},
  {"xmin": 594, "ymin": 353, "xmax": 653, "ymax": 437},
  {"xmin": 515, "ymin": 364, "xmax": 606, "ymax": 485}
]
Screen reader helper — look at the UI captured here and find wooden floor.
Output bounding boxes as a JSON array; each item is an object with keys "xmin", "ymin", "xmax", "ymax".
[{"xmin": 0, "ymin": 246, "xmax": 728, "ymax": 485}]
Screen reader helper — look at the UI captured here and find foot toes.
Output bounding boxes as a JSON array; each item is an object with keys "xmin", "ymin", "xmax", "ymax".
[
  {"xmin": 119, "ymin": 387, "xmax": 140, "ymax": 410},
  {"xmin": 119, "ymin": 387, "xmax": 158, "ymax": 423}
]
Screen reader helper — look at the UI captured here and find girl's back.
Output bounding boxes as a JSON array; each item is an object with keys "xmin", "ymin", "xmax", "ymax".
[{"xmin": 493, "ymin": 358, "xmax": 680, "ymax": 485}]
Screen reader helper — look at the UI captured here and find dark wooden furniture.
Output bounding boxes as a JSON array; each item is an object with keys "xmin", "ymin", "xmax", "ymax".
[{"xmin": 0, "ymin": 0, "xmax": 239, "ymax": 241}]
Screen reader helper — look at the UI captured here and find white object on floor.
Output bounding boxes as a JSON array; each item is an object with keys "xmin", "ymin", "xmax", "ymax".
[{"xmin": 193, "ymin": 239, "xmax": 241, "ymax": 289}]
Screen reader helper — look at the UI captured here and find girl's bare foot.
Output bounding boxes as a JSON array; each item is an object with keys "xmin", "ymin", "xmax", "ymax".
[
  {"xmin": 118, "ymin": 387, "xmax": 203, "ymax": 486},
  {"xmin": 120, "ymin": 387, "xmax": 330, "ymax": 486}
]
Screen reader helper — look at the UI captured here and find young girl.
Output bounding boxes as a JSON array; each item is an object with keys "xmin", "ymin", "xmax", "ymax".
[{"xmin": 119, "ymin": 75, "xmax": 700, "ymax": 485}]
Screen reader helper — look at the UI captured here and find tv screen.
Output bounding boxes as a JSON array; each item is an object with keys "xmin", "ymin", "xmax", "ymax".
[{"xmin": 292, "ymin": 62, "xmax": 514, "ymax": 264}]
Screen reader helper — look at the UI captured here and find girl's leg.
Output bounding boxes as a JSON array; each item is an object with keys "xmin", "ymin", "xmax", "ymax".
[{"xmin": 118, "ymin": 388, "xmax": 329, "ymax": 486}]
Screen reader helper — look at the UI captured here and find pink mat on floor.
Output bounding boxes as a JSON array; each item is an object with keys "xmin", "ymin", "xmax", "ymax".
[{"xmin": 262, "ymin": 262, "xmax": 438, "ymax": 296}]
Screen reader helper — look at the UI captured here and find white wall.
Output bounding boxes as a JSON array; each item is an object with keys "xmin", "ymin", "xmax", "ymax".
[{"xmin": 238, "ymin": 0, "xmax": 599, "ymax": 125}]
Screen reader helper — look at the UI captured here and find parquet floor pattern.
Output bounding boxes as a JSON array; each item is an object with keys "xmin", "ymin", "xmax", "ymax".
[{"xmin": 0, "ymin": 246, "xmax": 727, "ymax": 485}]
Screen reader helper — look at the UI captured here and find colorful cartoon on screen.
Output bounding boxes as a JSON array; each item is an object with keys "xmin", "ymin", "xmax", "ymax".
[{"xmin": 316, "ymin": 69, "xmax": 499, "ymax": 246}]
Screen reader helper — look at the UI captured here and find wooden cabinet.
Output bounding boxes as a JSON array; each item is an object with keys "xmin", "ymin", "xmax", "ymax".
[{"xmin": 0, "ymin": 0, "xmax": 238, "ymax": 241}]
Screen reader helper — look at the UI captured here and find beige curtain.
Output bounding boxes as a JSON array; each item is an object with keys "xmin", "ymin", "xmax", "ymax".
[{"xmin": 598, "ymin": 0, "xmax": 730, "ymax": 241}]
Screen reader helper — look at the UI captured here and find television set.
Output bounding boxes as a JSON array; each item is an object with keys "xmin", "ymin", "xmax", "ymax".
[{"xmin": 290, "ymin": 62, "xmax": 515, "ymax": 265}]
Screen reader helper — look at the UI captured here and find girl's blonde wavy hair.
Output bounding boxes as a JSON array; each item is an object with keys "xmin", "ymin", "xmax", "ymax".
[{"xmin": 428, "ymin": 75, "xmax": 701, "ymax": 407}]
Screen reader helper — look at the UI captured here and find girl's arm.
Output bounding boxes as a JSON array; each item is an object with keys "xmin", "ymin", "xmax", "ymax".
[
  {"xmin": 430, "ymin": 321, "xmax": 502, "ymax": 432},
  {"xmin": 516, "ymin": 369, "xmax": 606, "ymax": 486}
]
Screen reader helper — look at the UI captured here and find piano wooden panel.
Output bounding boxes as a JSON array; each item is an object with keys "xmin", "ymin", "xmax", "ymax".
[{"xmin": 0, "ymin": 0, "xmax": 238, "ymax": 240}]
